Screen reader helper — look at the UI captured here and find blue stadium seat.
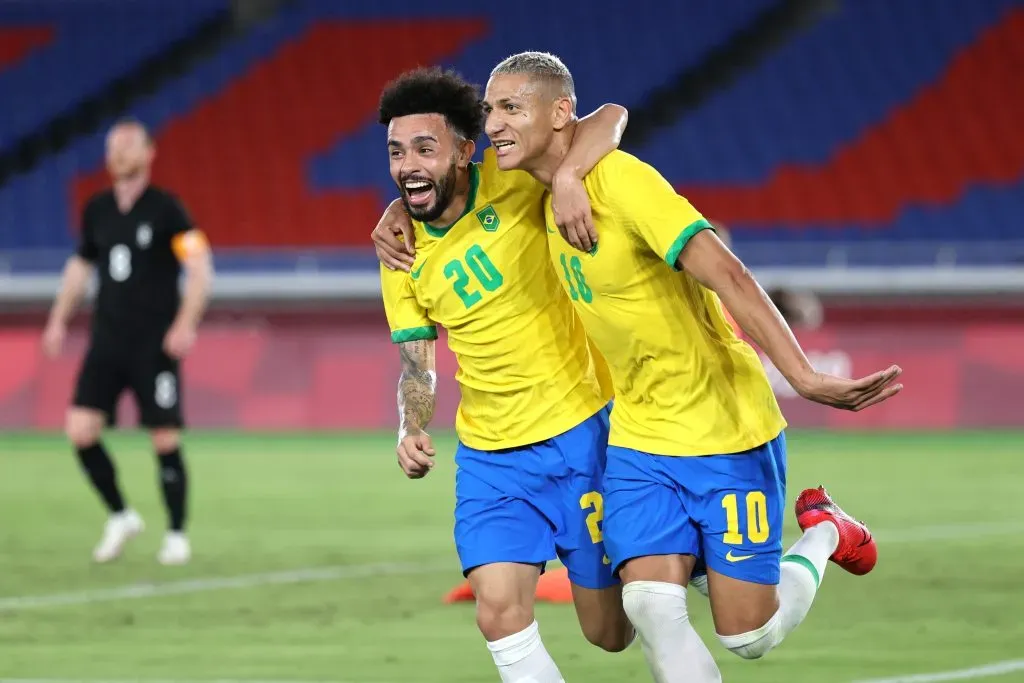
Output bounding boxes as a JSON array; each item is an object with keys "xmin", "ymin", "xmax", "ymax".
[
  {"xmin": 0, "ymin": 0, "xmax": 227, "ymax": 154},
  {"xmin": 0, "ymin": 2, "xmax": 305, "ymax": 253},
  {"xmin": 626, "ymin": 0, "xmax": 1024, "ymax": 257},
  {"xmin": 307, "ymin": 0, "xmax": 774, "ymax": 200},
  {"xmin": 2, "ymin": 0, "xmax": 1023, "ymax": 269},
  {"xmin": 0, "ymin": 0, "xmax": 772, "ymax": 255},
  {"xmin": 631, "ymin": 0, "xmax": 1019, "ymax": 183}
]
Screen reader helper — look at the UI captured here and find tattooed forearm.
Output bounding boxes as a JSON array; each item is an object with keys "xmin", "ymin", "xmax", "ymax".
[{"xmin": 398, "ymin": 339, "xmax": 437, "ymax": 436}]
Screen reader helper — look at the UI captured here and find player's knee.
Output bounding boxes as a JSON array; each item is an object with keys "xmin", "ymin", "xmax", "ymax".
[
  {"xmin": 475, "ymin": 593, "xmax": 534, "ymax": 642},
  {"xmin": 580, "ymin": 619, "xmax": 633, "ymax": 653},
  {"xmin": 150, "ymin": 428, "xmax": 180, "ymax": 454},
  {"xmin": 66, "ymin": 410, "xmax": 102, "ymax": 448},
  {"xmin": 622, "ymin": 580, "xmax": 689, "ymax": 637},
  {"xmin": 716, "ymin": 611, "xmax": 782, "ymax": 660}
]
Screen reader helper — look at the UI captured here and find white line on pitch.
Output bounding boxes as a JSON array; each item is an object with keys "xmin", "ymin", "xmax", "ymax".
[
  {"xmin": 0, "ymin": 680, "xmax": 354, "ymax": 683},
  {"xmin": 0, "ymin": 519, "xmax": 1020, "ymax": 613},
  {"xmin": 0, "ymin": 679, "xmax": 372, "ymax": 683},
  {"xmin": 852, "ymin": 659, "xmax": 1024, "ymax": 682},
  {"xmin": 0, "ymin": 560, "xmax": 451, "ymax": 612},
  {"xmin": 872, "ymin": 520, "xmax": 1024, "ymax": 543}
]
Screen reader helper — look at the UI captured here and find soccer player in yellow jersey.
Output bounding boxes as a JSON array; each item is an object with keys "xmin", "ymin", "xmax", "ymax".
[
  {"xmin": 375, "ymin": 67, "xmax": 634, "ymax": 682},
  {"xmin": 475, "ymin": 52, "xmax": 904, "ymax": 681}
]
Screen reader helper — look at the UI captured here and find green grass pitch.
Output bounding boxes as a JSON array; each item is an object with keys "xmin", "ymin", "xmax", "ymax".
[{"xmin": 1, "ymin": 430, "xmax": 1023, "ymax": 682}]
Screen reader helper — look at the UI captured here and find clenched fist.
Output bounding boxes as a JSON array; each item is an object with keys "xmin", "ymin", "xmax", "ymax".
[{"xmin": 397, "ymin": 428, "xmax": 436, "ymax": 479}]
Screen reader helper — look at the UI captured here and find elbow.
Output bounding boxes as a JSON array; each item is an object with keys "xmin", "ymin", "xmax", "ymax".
[
  {"xmin": 600, "ymin": 103, "xmax": 629, "ymax": 141},
  {"xmin": 726, "ymin": 260, "xmax": 757, "ymax": 296},
  {"xmin": 702, "ymin": 259, "xmax": 753, "ymax": 298},
  {"xmin": 600, "ymin": 102, "xmax": 628, "ymax": 122}
]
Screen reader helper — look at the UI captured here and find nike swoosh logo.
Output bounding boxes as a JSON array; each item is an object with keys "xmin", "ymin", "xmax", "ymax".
[
  {"xmin": 725, "ymin": 550, "xmax": 756, "ymax": 563},
  {"xmin": 411, "ymin": 260, "xmax": 427, "ymax": 279}
]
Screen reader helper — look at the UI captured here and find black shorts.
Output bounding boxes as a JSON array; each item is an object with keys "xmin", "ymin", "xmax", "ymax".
[{"xmin": 72, "ymin": 337, "xmax": 184, "ymax": 428}]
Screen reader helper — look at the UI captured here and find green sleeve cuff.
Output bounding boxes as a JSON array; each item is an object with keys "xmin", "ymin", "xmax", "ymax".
[
  {"xmin": 664, "ymin": 218, "xmax": 714, "ymax": 270},
  {"xmin": 391, "ymin": 326, "xmax": 438, "ymax": 343}
]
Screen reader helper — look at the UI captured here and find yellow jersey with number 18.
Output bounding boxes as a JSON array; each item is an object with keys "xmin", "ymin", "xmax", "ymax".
[
  {"xmin": 544, "ymin": 150, "xmax": 785, "ymax": 457},
  {"xmin": 381, "ymin": 148, "xmax": 611, "ymax": 451}
]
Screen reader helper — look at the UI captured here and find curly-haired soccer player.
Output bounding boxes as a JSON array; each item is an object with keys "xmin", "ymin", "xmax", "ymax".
[{"xmin": 376, "ymin": 67, "xmax": 634, "ymax": 682}]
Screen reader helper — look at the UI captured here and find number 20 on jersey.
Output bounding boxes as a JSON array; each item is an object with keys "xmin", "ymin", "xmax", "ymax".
[{"xmin": 444, "ymin": 245, "xmax": 504, "ymax": 309}]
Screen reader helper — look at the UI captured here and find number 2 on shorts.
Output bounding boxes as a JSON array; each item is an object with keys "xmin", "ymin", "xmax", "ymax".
[
  {"xmin": 722, "ymin": 491, "xmax": 770, "ymax": 544},
  {"xmin": 579, "ymin": 491, "xmax": 604, "ymax": 544}
]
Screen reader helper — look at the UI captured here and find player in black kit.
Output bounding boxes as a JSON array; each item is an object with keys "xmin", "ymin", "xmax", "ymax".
[{"xmin": 42, "ymin": 119, "xmax": 213, "ymax": 565}]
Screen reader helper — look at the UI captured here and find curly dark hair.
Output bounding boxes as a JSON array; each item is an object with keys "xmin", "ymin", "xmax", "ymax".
[{"xmin": 378, "ymin": 67, "xmax": 484, "ymax": 141}]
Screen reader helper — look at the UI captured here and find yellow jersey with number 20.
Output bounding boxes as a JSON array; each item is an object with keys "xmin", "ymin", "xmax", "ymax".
[
  {"xmin": 381, "ymin": 148, "xmax": 611, "ymax": 451},
  {"xmin": 544, "ymin": 150, "xmax": 786, "ymax": 457}
]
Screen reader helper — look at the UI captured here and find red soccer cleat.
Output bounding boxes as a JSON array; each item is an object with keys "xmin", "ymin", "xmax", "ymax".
[{"xmin": 795, "ymin": 486, "xmax": 877, "ymax": 576}]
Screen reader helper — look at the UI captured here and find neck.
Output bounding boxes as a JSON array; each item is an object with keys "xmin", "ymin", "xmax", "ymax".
[
  {"xmin": 112, "ymin": 173, "xmax": 149, "ymax": 210},
  {"xmin": 526, "ymin": 122, "xmax": 577, "ymax": 188},
  {"xmin": 432, "ymin": 167, "xmax": 472, "ymax": 227}
]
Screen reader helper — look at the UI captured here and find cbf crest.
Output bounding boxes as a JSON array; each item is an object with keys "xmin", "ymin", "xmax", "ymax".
[
  {"xmin": 136, "ymin": 223, "xmax": 152, "ymax": 249},
  {"xmin": 475, "ymin": 205, "xmax": 500, "ymax": 232}
]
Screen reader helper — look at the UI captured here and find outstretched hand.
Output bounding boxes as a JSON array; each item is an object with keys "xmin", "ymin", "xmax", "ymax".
[{"xmin": 797, "ymin": 365, "xmax": 903, "ymax": 412}]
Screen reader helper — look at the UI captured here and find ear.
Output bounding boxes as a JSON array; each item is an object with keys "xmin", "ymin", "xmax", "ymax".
[
  {"xmin": 458, "ymin": 138, "xmax": 476, "ymax": 168},
  {"xmin": 551, "ymin": 97, "xmax": 575, "ymax": 131}
]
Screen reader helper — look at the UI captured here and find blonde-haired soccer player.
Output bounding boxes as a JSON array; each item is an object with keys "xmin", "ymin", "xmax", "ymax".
[{"xmin": 476, "ymin": 52, "xmax": 901, "ymax": 681}]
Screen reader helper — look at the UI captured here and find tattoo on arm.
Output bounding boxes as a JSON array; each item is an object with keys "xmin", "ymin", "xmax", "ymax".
[{"xmin": 398, "ymin": 340, "xmax": 437, "ymax": 436}]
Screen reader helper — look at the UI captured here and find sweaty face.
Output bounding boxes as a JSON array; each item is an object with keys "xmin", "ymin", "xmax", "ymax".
[
  {"xmin": 484, "ymin": 73, "xmax": 555, "ymax": 171},
  {"xmin": 387, "ymin": 113, "xmax": 461, "ymax": 223},
  {"xmin": 105, "ymin": 124, "xmax": 153, "ymax": 180}
]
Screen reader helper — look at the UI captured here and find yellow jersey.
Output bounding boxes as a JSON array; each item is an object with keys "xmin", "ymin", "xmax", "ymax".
[
  {"xmin": 381, "ymin": 148, "xmax": 611, "ymax": 450},
  {"xmin": 544, "ymin": 150, "xmax": 786, "ymax": 456}
]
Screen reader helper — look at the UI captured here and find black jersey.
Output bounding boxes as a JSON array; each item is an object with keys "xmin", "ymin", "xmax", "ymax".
[{"xmin": 77, "ymin": 185, "xmax": 194, "ymax": 341}]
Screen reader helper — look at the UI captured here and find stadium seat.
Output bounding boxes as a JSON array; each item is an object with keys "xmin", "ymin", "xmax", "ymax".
[
  {"xmin": 0, "ymin": 0, "xmax": 772, "ymax": 255},
  {"xmin": 0, "ymin": 0, "xmax": 228, "ymax": 154},
  {"xmin": 1, "ymin": 0, "xmax": 1023, "ymax": 269},
  {"xmin": 630, "ymin": 0, "xmax": 1024, "ymax": 257}
]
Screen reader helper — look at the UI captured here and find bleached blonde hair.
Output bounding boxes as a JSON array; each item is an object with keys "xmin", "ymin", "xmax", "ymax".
[{"xmin": 491, "ymin": 51, "xmax": 576, "ymax": 113}]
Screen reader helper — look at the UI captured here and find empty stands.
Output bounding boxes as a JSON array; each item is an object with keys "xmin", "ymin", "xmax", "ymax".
[
  {"xmin": 0, "ymin": 0, "xmax": 227, "ymax": 153},
  {"xmin": 0, "ymin": 0, "xmax": 1022, "ymax": 268}
]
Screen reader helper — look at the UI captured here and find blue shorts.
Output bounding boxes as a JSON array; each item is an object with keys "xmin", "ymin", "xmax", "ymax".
[
  {"xmin": 603, "ymin": 432, "xmax": 787, "ymax": 585},
  {"xmin": 453, "ymin": 404, "xmax": 617, "ymax": 590}
]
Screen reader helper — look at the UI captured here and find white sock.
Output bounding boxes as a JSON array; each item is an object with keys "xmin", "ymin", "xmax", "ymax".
[
  {"xmin": 690, "ymin": 573, "xmax": 709, "ymax": 598},
  {"xmin": 486, "ymin": 621, "xmax": 564, "ymax": 683},
  {"xmin": 717, "ymin": 521, "xmax": 839, "ymax": 659},
  {"xmin": 622, "ymin": 581, "xmax": 722, "ymax": 683}
]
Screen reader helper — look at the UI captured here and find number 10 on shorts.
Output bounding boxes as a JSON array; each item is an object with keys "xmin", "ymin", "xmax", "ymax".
[{"xmin": 722, "ymin": 491, "xmax": 770, "ymax": 544}]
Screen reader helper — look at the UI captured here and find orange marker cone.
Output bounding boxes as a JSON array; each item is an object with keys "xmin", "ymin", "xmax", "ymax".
[
  {"xmin": 442, "ymin": 577, "xmax": 476, "ymax": 603},
  {"xmin": 535, "ymin": 566, "xmax": 574, "ymax": 603},
  {"xmin": 443, "ymin": 566, "xmax": 575, "ymax": 604}
]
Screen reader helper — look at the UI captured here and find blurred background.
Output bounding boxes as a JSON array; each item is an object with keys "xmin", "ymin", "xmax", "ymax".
[
  {"xmin": 1, "ymin": 0, "xmax": 1023, "ymax": 430},
  {"xmin": 1, "ymin": 1, "xmax": 1022, "ymax": 682}
]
